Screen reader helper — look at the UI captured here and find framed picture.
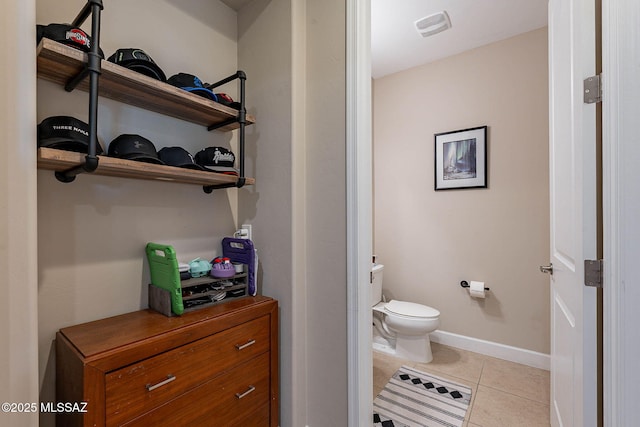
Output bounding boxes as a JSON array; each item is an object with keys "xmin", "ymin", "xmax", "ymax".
[{"xmin": 434, "ymin": 126, "xmax": 487, "ymax": 190}]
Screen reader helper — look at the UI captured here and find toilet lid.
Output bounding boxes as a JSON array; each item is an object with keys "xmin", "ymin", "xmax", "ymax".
[{"xmin": 385, "ymin": 300, "xmax": 440, "ymax": 318}]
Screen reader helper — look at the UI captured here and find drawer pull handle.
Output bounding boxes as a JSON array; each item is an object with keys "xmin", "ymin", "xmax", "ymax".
[
  {"xmin": 235, "ymin": 385, "xmax": 256, "ymax": 399},
  {"xmin": 146, "ymin": 374, "xmax": 176, "ymax": 392},
  {"xmin": 235, "ymin": 339, "xmax": 256, "ymax": 350}
]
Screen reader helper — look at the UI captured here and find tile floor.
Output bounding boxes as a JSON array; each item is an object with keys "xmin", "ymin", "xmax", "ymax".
[{"xmin": 373, "ymin": 343, "xmax": 551, "ymax": 427}]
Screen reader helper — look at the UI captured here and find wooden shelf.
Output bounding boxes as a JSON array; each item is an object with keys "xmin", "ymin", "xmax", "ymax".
[
  {"xmin": 37, "ymin": 147, "xmax": 254, "ymax": 187},
  {"xmin": 36, "ymin": 38, "xmax": 255, "ymax": 132}
]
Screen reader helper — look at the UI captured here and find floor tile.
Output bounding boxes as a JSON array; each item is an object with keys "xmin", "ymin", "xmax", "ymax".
[
  {"xmin": 372, "ymin": 350, "xmax": 406, "ymax": 397},
  {"xmin": 480, "ymin": 356, "xmax": 550, "ymax": 404},
  {"xmin": 469, "ymin": 385, "xmax": 550, "ymax": 427},
  {"xmin": 413, "ymin": 342, "xmax": 486, "ymax": 384}
]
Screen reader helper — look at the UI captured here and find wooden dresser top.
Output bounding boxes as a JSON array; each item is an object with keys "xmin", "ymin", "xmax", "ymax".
[{"xmin": 59, "ymin": 296, "xmax": 276, "ymax": 360}]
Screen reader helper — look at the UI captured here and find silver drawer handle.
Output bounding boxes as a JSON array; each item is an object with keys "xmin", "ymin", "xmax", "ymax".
[
  {"xmin": 146, "ymin": 374, "xmax": 176, "ymax": 392},
  {"xmin": 235, "ymin": 385, "xmax": 256, "ymax": 399},
  {"xmin": 235, "ymin": 339, "xmax": 256, "ymax": 350}
]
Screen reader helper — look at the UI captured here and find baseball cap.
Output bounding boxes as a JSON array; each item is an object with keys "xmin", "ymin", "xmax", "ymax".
[
  {"xmin": 36, "ymin": 23, "xmax": 104, "ymax": 57},
  {"xmin": 167, "ymin": 73, "xmax": 218, "ymax": 101},
  {"xmin": 158, "ymin": 147, "xmax": 205, "ymax": 171},
  {"xmin": 107, "ymin": 48, "xmax": 166, "ymax": 82},
  {"xmin": 108, "ymin": 134, "xmax": 164, "ymax": 165},
  {"xmin": 213, "ymin": 93, "xmax": 241, "ymax": 110},
  {"xmin": 37, "ymin": 116, "xmax": 104, "ymax": 154},
  {"xmin": 194, "ymin": 147, "xmax": 238, "ymax": 175}
]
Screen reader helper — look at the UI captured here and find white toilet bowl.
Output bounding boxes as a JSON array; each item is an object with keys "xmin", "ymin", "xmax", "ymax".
[
  {"xmin": 370, "ymin": 263, "xmax": 440, "ymax": 363},
  {"xmin": 373, "ymin": 300, "xmax": 440, "ymax": 363}
]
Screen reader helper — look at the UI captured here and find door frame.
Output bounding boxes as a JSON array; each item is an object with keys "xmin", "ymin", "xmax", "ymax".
[
  {"xmin": 346, "ymin": 0, "xmax": 373, "ymax": 425},
  {"xmin": 602, "ymin": 0, "xmax": 640, "ymax": 425}
]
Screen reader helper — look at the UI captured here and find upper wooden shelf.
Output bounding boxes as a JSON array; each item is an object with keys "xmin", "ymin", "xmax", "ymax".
[
  {"xmin": 37, "ymin": 147, "xmax": 255, "ymax": 188},
  {"xmin": 36, "ymin": 38, "xmax": 255, "ymax": 132}
]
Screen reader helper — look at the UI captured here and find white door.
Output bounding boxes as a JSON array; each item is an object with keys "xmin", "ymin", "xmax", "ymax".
[{"xmin": 547, "ymin": 0, "xmax": 598, "ymax": 426}]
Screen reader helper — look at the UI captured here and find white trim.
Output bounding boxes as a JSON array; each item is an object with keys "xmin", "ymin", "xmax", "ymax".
[
  {"xmin": 601, "ymin": 0, "xmax": 621, "ymax": 423},
  {"xmin": 346, "ymin": 0, "xmax": 372, "ymax": 426},
  {"xmin": 430, "ymin": 331, "xmax": 550, "ymax": 371},
  {"xmin": 602, "ymin": 0, "xmax": 640, "ymax": 425}
]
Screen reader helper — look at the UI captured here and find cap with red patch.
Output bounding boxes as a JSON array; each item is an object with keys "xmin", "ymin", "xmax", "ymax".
[{"xmin": 36, "ymin": 23, "xmax": 104, "ymax": 57}]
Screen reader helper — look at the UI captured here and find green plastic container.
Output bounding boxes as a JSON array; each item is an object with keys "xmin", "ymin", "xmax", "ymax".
[{"xmin": 146, "ymin": 242, "xmax": 184, "ymax": 315}]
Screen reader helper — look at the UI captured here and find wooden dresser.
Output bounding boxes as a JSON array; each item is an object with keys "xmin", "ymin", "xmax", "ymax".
[{"xmin": 56, "ymin": 296, "xmax": 278, "ymax": 427}]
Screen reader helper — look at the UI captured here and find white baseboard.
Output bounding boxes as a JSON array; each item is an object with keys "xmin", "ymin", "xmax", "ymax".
[{"xmin": 430, "ymin": 330, "xmax": 550, "ymax": 371}]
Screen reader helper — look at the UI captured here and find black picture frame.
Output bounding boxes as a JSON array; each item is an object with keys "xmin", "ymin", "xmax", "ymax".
[{"xmin": 434, "ymin": 126, "xmax": 488, "ymax": 190}]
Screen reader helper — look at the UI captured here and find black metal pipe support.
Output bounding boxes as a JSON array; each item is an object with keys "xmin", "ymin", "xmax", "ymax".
[
  {"xmin": 56, "ymin": 0, "xmax": 103, "ymax": 183},
  {"xmin": 203, "ymin": 71, "xmax": 248, "ymax": 193}
]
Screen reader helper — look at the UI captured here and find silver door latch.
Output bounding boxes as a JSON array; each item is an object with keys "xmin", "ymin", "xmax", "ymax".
[
  {"xmin": 584, "ymin": 259, "xmax": 603, "ymax": 288},
  {"xmin": 540, "ymin": 264, "xmax": 553, "ymax": 275}
]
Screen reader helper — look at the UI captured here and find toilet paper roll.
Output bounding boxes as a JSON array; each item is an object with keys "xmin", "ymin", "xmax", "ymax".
[{"xmin": 469, "ymin": 281, "xmax": 486, "ymax": 299}]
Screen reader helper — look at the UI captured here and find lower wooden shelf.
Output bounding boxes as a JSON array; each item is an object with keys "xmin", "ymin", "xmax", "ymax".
[{"xmin": 37, "ymin": 147, "xmax": 254, "ymax": 188}]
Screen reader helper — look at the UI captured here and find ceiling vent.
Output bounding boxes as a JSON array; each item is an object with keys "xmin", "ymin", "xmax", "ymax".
[{"xmin": 414, "ymin": 11, "xmax": 452, "ymax": 38}]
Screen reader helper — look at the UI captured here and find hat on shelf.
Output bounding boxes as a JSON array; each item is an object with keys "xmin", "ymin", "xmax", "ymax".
[
  {"xmin": 37, "ymin": 116, "xmax": 104, "ymax": 154},
  {"xmin": 107, "ymin": 48, "xmax": 166, "ymax": 82},
  {"xmin": 167, "ymin": 73, "xmax": 218, "ymax": 102},
  {"xmin": 212, "ymin": 92, "xmax": 241, "ymax": 110},
  {"xmin": 36, "ymin": 23, "xmax": 104, "ymax": 57},
  {"xmin": 194, "ymin": 147, "xmax": 238, "ymax": 175},
  {"xmin": 108, "ymin": 134, "xmax": 164, "ymax": 165},
  {"xmin": 158, "ymin": 147, "xmax": 205, "ymax": 171}
]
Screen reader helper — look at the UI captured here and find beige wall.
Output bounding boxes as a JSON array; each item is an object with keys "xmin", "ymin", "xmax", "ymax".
[
  {"xmin": 373, "ymin": 28, "xmax": 550, "ymax": 354},
  {"xmin": 237, "ymin": 0, "xmax": 297, "ymax": 424},
  {"xmin": 303, "ymin": 0, "xmax": 348, "ymax": 424},
  {"xmin": 237, "ymin": 0, "xmax": 348, "ymax": 425},
  {"xmin": 0, "ymin": 1, "xmax": 39, "ymax": 426}
]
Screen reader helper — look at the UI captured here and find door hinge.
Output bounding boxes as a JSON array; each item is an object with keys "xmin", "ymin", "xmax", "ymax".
[
  {"xmin": 583, "ymin": 74, "xmax": 602, "ymax": 104},
  {"xmin": 584, "ymin": 259, "xmax": 603, "ymax": 288}
]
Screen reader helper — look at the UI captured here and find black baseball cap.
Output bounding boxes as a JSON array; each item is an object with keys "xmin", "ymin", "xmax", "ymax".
[
  {"xmin": 108, "ymin": 134, "xmax": 164, "ymax": 165},
  {"xmin": 167, "ymin": 73, "xmax": 218, "ymax": 101},
  {"xmin": 158, "ymin": 147, "xmax": 205, "ymax": 170},
  {"xmin": 107, "ymin": 48, "xmax": 166, "ymax": 82},
  {"xmin": 194, "ymin": 147, "xmax": 238, "ymax": 175},
  {"xmin": 37, "ymin": 116, "xmax": 104, "ymax": 154},
  {"xmin": 36, "ymin": 23, "xmax": 104, "ymax": 57}
]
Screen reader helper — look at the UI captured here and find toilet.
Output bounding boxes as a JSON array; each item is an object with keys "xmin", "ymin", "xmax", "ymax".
[{"xmin": 371, "ymin": 263, "xmax": 440, "ymax": 363}]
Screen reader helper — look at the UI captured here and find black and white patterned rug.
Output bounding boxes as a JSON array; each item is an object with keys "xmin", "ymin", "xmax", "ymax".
[{"xmin": 373, "ymin": 365, "xmax": 472, "ymax": 427}]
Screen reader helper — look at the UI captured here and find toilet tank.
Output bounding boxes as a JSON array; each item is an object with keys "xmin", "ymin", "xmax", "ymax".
[{"xmin": 371, "ymin": 264, "xmax": 384, "ymax": 306}]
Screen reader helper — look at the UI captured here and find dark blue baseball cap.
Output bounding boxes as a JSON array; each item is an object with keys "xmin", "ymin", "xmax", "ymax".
[{"xmin": 167, "ymin": 73, "xmax": 218, "ymax": 101}]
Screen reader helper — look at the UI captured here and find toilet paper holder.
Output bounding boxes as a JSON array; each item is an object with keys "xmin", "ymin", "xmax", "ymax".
[{"xmin": 460, "ymin": 280, "xmax": 490, "ymax": 291}]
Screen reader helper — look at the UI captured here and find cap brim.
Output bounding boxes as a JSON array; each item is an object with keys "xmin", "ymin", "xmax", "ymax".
[
  {"xmin": 38, "ymin": 139, "xmax": 89, "ymax": 153},
  {"xmin": 118, "ymin": 153, "xmax": 165, "ymax": 165},
  {"xmin": 121, "ymin": 62, "xmax": 166, "ymax": 81},
  {"xmin": 180, "ymin": 87, "xmax": 217, "ymax": 101},
  {"xmin": 201, "ymin": 165, "xmax": 239, "ymax": 175},
  {"xmin": 173, "ymin": 163, "xmax": 206, "ymax": 171}
]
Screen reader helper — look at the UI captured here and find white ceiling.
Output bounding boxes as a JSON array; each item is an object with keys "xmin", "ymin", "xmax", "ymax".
[{"xmin": 372, "ymin": 0, "xmax": 548, "ymax": 78}]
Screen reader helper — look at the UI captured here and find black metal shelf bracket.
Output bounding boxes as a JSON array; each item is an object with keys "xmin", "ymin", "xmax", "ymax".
[
  {"xmin": 56, "ymin": 0, "xmax": 103, "ymax": 183},
  {"xmin": 203, "ymin": 71, "xmax": 248, "ymax": 193}
]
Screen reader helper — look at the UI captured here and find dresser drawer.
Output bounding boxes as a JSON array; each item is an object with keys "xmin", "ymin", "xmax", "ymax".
[
  {"xmin": 105, "ymin": 315, "xmax": 270, "ymax": 426},
  {"xmin": 121, "ymin": 352, "xmax": 271, "ymax": 427}
]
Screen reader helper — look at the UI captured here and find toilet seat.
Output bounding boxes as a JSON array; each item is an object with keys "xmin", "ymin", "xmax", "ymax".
[{"xmin": 384, "ymin": 300, "xmax": 440, "ymax": 319}]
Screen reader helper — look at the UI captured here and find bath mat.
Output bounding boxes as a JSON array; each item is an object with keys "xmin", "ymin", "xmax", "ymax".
[{"xmin": 373, "ymin": 365, "xmax": 472, "ymax": 427}]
